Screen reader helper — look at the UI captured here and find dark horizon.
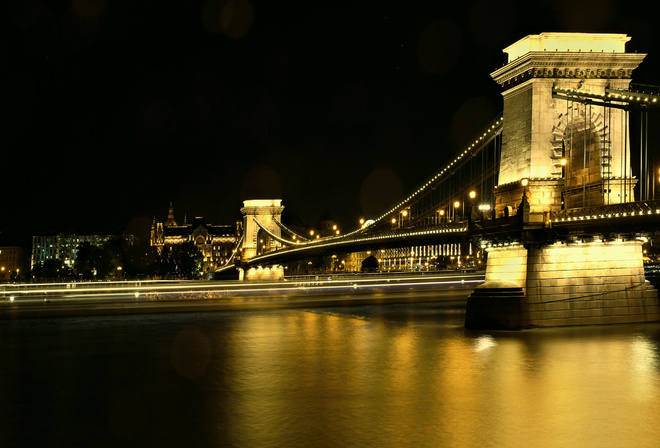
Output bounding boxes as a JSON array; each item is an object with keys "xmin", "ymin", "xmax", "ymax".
[{"xmin": 4, "ymin": 0, "xmax": 660, "ymax": 248}]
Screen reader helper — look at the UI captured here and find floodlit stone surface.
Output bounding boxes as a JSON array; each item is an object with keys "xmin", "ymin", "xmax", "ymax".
[
  {"xmin": 467, "ymin": 33, "xmax": 659, "ymax": 329},
  {"xmin": 241, "ymin": 265, "xmax": 284, "ymax": 281},
  {"xmin": 240, "ymin": 199, "xmax": 285, "ymax": 260},
  {"xmin": 491, "ymin": 32, "xmax": 644, "ymax": 216},
  {"xmin": 466, "ymin": 239, "xmax": 660, "ymax": 329}
]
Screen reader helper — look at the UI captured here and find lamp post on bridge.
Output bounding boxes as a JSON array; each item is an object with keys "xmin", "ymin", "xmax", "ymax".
[
  {"xmin": 469, "ymin": 190, "xmax": 476, "ymax": 221},
  {"xmin": 519, "ymin": 178, "xmax": 530, "ymax": 221}
]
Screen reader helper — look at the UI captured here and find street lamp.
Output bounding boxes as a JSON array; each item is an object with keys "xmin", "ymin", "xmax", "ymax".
[
  {"xmin": 469, "ymin": 190, "xmax": 476, "ymax": 221},
  {"xmin": 453, "ymin": 200, "xmax": 460, "ymax": 222}
]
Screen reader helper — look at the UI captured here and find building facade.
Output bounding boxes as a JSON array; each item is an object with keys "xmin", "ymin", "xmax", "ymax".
[
  {"xmin": 150, "ymin": 203, "xmax": 242, "ymax": 272},
  {"xmin": 31, "ymin": 233, "xmax": 136, "ymax": 269},
  {"xmin": 0, "ymin": 246, "xmax": 29, "ymax": 282}
]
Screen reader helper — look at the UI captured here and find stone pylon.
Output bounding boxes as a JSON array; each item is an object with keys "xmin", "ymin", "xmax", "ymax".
[
  {"xmin": 466, "ymin": 33, "xmax": 660, "ymax": 329},
  {"xmin": 491, "ymin": 32, "xmax": 643, "ymax": 217}
]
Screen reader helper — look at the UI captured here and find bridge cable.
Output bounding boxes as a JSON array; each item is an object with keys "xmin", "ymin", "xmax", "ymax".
[
  {"xmin": 272, "ymin": 218, "xmax": 310, "ymax": 242},
  {"xmin": 252, "ymin": 217, "xmax": 299, "ymax": 247}
]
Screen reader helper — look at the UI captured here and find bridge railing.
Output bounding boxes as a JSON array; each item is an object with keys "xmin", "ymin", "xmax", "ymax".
[{"xmin": 550, "ymin": 201, "xmax": 660, "ymax": 222}]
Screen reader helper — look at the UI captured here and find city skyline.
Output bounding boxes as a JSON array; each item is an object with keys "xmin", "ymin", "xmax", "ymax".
[{"xmin": 4, "ymin": 0, "xmax": 660, "ymax": 247}]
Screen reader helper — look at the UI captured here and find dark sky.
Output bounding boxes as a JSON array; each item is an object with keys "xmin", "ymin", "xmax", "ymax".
[{"xmin": 3, "ymin": 0, "xmax": 660, "ymax": 246}]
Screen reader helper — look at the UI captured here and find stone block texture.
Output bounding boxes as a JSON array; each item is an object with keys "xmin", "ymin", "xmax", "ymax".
[{"xmin": 466, "ymin": 240, "xmax": 660, "ymax": 329}]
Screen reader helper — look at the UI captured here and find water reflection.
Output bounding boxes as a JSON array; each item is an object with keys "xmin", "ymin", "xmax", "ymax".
[
  {"xmin": 211, "ymin": 307, "xmax": 660, "ymax": 447},
  {"xmin": 3, "ymin": 303, "xmax": 660, "ymax": 447}
]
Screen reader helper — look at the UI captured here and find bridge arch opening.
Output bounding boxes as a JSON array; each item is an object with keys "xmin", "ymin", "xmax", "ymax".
[
  {"xmin": 554, "ymin": 103, "xmax": 609, "ymax": 208},
  {"xmin": 255, "ymin": 228, "xmax": 274, "ymax": 256}
]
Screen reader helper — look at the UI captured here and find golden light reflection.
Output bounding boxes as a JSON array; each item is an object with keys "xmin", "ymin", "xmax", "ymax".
[{"xmin": 207, "ymin": 308, "xmax": 660, "ymax": 447}]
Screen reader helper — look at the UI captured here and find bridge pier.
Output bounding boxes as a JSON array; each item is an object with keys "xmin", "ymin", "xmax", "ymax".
[
  {"xmin": 239, "ymin": 265, "xmax": 284, "ymax": 281},
  {"xmin": 466, "ymin": 32, "xmax": 660, "ymax": 329},
  {"xmin": 466, "ymin": 237, "xmax": 660, "ymax": 329}
]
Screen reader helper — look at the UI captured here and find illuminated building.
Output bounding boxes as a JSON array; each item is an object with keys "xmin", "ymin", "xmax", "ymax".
[
  {"xmin": 0, "ymin": 246, "xmax": 29, "ymax": 281},
  {"xmin": 31, "ymin": 233, "xmax": 136, "ymax": 269},
  {"xmin": 151, "ymin": 203, "xmax": 241, "ymax": 272}
]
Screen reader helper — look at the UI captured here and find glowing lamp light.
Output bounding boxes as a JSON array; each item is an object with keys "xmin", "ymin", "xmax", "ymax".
[
  {"xmin": 560, "ymin": 158, "xmax": 567, "ymax": 166},
  {"xmin": 469, "ymin": 191, "xmax": 476, "ymax": 199},
  {"xmin": 521, "ymin": 178, "xmax": 529, "ymax": 187},
  {"xmin": 454, "ymin": 201, "xmax": 460, "ymax": 208},
  {"xmin": 439, "ymin": 210, "xmax": 445, "ymax": 216},
  {"xmin": 402, "ymin": 210, "xmax": 408, "ymax": 217}
]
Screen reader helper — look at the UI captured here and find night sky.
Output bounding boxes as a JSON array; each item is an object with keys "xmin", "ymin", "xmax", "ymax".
[{"xmin": 3, "ymin": 0, "xmax": 660, "ymax": 246}]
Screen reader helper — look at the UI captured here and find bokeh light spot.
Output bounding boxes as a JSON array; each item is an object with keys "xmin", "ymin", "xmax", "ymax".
[
  {"xmin": 202, "ymin": 0, "xmax": 253, "ymax": 38},
  {"xmin": 72, "ymin": 0, "xmax": 107, "ymax": 20}
]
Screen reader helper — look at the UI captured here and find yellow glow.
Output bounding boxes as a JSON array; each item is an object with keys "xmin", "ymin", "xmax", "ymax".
[
  {"xmin": 402, "ymin": 210, "xmax": 408, "ymax": 217},
  {"xmin": 469, "ymin": 191, "xmax": 476, "ymax": 199},
  {"xmin": 454, "ymin": 201, "xmax": 460, "ymax": 208},
  {"xmin": 521, "ymin": 178, "xmax": 529, "ymax": 187},
  {"xmin": 504, "ymin": 32, "xmax": 630, "ymax": 62},
  {"xmin": 310, "ymin": 230, "xmax": 314, "ymax": 236},
  {"xmin": 561, "ymin": 158, "xmax": 567, "ymax": 166},
  {"xmin": 391, "ymin": 218, "xmax": 396, "ymax": 224},
  {"xmin": 439, "ymin": 210, "xmax": 445, "ymax": 216},
  {"xmin": 359, "ymin": 218, "xmax": 365, "ymax": 225}
]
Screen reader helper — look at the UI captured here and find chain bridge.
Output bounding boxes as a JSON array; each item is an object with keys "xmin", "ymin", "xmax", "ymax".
[{"xmin": 219, "ymin": 32, "xmax": 660, "ymax": 329}]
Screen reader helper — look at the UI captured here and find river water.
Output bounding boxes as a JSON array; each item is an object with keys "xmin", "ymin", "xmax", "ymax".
[{"xmin": 2, "ymin": 296, "xmax": 660, "ymax": 447}]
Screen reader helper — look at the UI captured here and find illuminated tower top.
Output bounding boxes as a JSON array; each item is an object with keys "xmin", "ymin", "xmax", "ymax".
[
  {"xmin": 503, "ymin": 32, "xmax": 631, "ymax": 62},
  {"xmin": 165, "ymin": 202, "xmax": 178, "ymax": 227}
]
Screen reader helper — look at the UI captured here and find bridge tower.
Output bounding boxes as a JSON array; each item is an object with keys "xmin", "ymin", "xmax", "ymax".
[
  {"xmin": 466, "ymin": 33, "xmax": 660, "ymax": 329},
  {"xmin": 239, "ymin": 199, "xmax": 285, "ymax": 280},
  {"xmin": 492, "ymin": 32, "xmax": 643, "ymax": 215}
]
